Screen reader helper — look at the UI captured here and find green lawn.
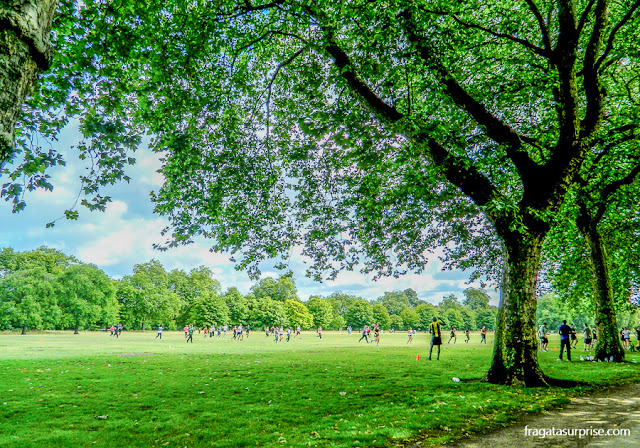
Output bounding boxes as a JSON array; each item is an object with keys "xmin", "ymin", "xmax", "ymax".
[{"xmin": 1, "ymin": 331, "xmax": 639, "ymax": 448}]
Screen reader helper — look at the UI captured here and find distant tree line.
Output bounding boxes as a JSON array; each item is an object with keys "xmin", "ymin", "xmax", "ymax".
[{"xmin": 0, "ymin": 247, "xmax": 502, "ymax": 333}]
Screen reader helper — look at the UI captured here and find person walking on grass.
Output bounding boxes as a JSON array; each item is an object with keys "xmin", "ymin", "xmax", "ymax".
[
  {"xmin": 583, "ymin": 323, "xmax": 592, "ymax": 351},
  {"xmin": 465, "ymin": 327, "xmax": 470, "ymax": 343},
  {"xmin": 186, "ymin": 325, "xmax": 194, "ymax": 343},
  {"xmin": 373, "ymin": 324, "xmax": 380, "ymax": 346},
  {"xmin": 317, "ymin": 326, "xmax": 322, "ymax": 339},
  {"xmin": 558, "ymin": 320, "xmax": 572, "ymax": 361},
  {"xmin": 480, "ymin": 326, "xmax": 487, "ymax": 345},
  {"xmin": 359, "ymin": 326, "xmax": 369, "ymax": 343},
  {"xmin": 448, "ymin": 326, "xmax": 457, "ymax": 344},
  {"xmin": 286, "ymin": 327, "xmax": 292, "ymax": 342},
  {"xmin": 156, "ymin": 325, "xmax": 163, "ymax": 340},
  {"xmin": 428, "ymin": 317, "xmax": 442, "ymax": 361},
  {"xmin": 296, "ymin": 325, "xmax": 301, "ymax": 338}
]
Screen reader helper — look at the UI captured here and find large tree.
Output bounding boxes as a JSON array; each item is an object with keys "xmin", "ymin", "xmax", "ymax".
[{"xmin": 11, "ymin": 0, "xmax": 640, "ymax": 386}]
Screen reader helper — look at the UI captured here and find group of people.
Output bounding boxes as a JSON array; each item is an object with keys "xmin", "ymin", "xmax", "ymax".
[
  {"xmin": 109, "ymin": 325, "xmax": 122, "ymax": 337},
  {"xmin": 546, "ymin": 321, "xmax": 640, "ymax": 361},
  {"xmin": 145, "ymin": 322, "xmax": 495, "ymax": 353},
  {"xmin": 264, "ymin": 325, "xmax": 302, "ymax": 342}
]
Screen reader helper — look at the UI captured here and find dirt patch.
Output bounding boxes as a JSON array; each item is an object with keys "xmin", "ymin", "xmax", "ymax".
[{"xmin": 118, "ymin": 352, "xmax": 154, "ymax": 357}]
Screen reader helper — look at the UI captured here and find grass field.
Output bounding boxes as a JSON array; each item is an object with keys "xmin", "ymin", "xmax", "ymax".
[{"xmin": 1, "ymin": 330, "xmax": 639, "ymax": 448}]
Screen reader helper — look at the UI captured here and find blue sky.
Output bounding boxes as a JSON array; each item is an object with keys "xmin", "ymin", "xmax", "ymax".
[{"xmin": 0, "ymin": 124, "xmax": 498, "ymax": 305}]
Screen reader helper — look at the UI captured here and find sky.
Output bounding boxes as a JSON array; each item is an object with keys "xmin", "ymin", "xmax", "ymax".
[{"xmin": 0, "ymin": 123, "xmax": 499, "ymax": 305}]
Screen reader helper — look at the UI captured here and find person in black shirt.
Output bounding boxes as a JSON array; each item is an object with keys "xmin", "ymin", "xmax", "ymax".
[{"xmin": 558, "ymin": 320, "xmax": 572, "ymax": 361}]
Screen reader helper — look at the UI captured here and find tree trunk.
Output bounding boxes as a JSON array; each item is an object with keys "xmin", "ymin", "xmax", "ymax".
[
  {"xmin": 21, "ymin": 325, "xmax": 26, "ymax": 335},
  {"xmin": 485, "ymin": 255, "xmax": 507, "ymax": 381},
  {"xmin": 74, "ymin": 319, "xmax": 79, "ymax": 334},
  {"xmin": 485, "ymin": 233, "xmax": 549, "ymax": 386},
  {"xmin": 0, "ymin": 0, "xmax": 58, "ymax": 163},
  {"xmin": 577, "ymin": 206, "xmax": 624, "ymax": 362}
]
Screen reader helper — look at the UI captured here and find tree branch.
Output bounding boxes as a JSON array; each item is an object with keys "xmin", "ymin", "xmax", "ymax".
[
  {"xmin": 595, "ymin": 162, "xmax": 640, "ymax": 223},
  {"xmin": 580, "ymin": 0, "xmax": 607, "ymax": 141},
  {"xmin": 595, "ymin": 0, "xmax": 640, "ymax": 72},
  {"xmin": 399, "ymin": 9, "xmax": 539, "ymax": 182},
  {"xmin": 577, "ymin": 0, "xmax": 598, "ymax": 35},
  {"xmin": 450, "ymin": 15, "xmax": 550, "ymax": 58},
  {"xmin": 524, "ymin": 0, "xmax": 552, "ymax": 51}
]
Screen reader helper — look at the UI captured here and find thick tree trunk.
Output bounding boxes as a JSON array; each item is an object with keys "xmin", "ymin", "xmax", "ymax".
[
  {"xmin": 577, "ymin": 206, "xmax": 624, "ymax": 362},
  {"xmin": 21, "ymin": 325, "xmax": 26, "ymax": 335},
  {"xmin": 0, "ymin": 0, "xmax": 58, "ymax": 163},
  {"xmin": 485, "ymin": 233, "xmax": 549, "ymax": 386},
  {"xmin": 74, "ymin": 319, "xmax": 79, "ymax": 334}
]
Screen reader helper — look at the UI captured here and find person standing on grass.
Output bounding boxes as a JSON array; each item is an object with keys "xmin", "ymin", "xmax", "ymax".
[
  {"xmin": 480, "ymin": 326, "xmax": 487, "ymax": 345},
  {"xmin": 428, "ymin": 317, "xmax": 442, "ymax": 361},
  {"xmin": 583, "ymin": 323, "xmax": 592, "ymax": 351},
  {"xmin": 623, "ymin": 327, "xmax": 631, "ymax": 349},
  {"xmin": 286, "ymin": 327, "xmax": 292, "ymax": 342},
  {"xmin": 465, "ymin": 328, "xmax": 470, "ymax": 343},
  {"xmin": 186, "ymin": 325, "xmax": 194, "ymax": 343},
  {"xmin": 407, "ymin": 327, "xmax": 413, "ymax": 344},
  {"xmin": 374, "ymin": 324, "xmax": 380, "ymax": 346},
  {"xmin": 558, "ymin": 320, "xmax": 572, "ymax": 361},
  {"xmin": 296, "ymin": 325, "xmax": 301, "ymax": 338},
  {"xmin": 317, "ymin": 326, "xmax": 322, "ymax": 339},
  {"xmin": 538, "ymin": 323, "xmax": 548, "ymax": 352},
  {"xmin": 238, "ymin": 324, "xmax": 244, "ymax": 341},
  {"xmin": 109, "ymin": 325, "xmax": 115, "ymax": 336},
  {"xmin": 245, "ymin": 325, "xmax": 250, "ymax": 339},
  {"xmin": 359, "ymin": 326, "xmax": 369, "ymax": 343},
  {"xmin": 156, "ymin": 325, "xmax": 163, "ymax": 340},
  {"xmin": 448, "ymin": 326, "xmax": 457, "ymax": 344},
  {"xmin": 591, "ymin": 325, "xmax": 597, "ymax": 349}
]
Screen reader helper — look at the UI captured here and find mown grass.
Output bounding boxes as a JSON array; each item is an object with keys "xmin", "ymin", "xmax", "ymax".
[{"xmin": 0, "ymin": 331, "xmax": 638, "ymax": 448}]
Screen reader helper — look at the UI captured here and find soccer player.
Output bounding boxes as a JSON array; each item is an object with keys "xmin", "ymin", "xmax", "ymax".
[{"xmin": 428, "ymin": 317, "xmax": 442, "ymax": 361}]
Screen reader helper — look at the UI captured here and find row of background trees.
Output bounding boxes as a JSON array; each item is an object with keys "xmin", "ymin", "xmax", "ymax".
[
  {"xmin": 3, "ymin": 247, "xmax": 639, "ymax": 335},
  {"xmin": 0, "ymin": 246, "xmax": 502, "ymax": 333}
]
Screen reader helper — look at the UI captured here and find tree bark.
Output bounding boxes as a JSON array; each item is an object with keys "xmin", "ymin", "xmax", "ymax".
[
  {"xmin": 21, "ymin": 325, "xmax": 26, "ymax": 335},
  {"xmin": 485, "ymin": 254, "xmax": 507, "ymax": 382},
  {"xmin": 485, "ymin": 232, "xmax": 549, "ymax": 386},
  {"xmin": 577, "ymin": 205, "xmax": 624, "ymax": 362},
  {"xmin": 0, "ymin": 0, "xmax": 58, "ymax": 163}
]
